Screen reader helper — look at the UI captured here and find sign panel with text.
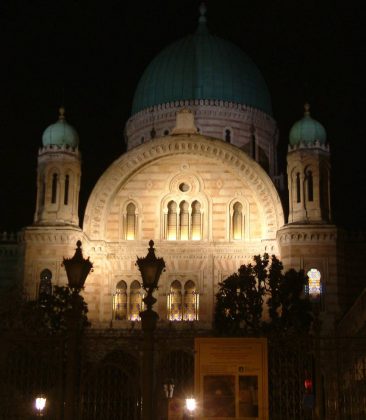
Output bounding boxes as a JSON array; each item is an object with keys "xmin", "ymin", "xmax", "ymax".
[{"xmin": 195, "ymin": 338, "xmax": 268, "ymax": 419}]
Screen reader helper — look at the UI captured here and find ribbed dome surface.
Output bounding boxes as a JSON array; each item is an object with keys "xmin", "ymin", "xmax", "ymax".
[
  {"xmin": 289, "ymin": 105, "xmax": 327, "ymax": 146},
  {"xmin": 42, "ymin": 108, "xmax": 79, "ymax": 148},
  {"xmin": 131, "ymin": 23, "xmax": 272, "ymax": 115}
]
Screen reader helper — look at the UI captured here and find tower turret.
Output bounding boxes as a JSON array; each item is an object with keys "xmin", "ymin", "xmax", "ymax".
[
  {"xmin": 34, "ymin": 107, "xmax": 81, "ymax": 226},
  {"xmin": 278, "ymin": 104, "xmax": 338, "ymax": 332},
  {"xmin": 287, "ymin": 104, "xmax": 331, "ymax": 223}
]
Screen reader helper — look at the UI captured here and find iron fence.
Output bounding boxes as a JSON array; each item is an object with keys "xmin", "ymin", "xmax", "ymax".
[{"xmin": 1, "ymin": 329, "xmax": 366, "ymax": 419}]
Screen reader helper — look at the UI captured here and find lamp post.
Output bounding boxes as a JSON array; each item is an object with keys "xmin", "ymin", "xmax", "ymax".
[
  {"xmin": 163, "ymin": 379, "xmax": 174, "ymax": 420},
  {"xmin": 62, "ymin": 241, "xmax": 93, "ymax": 420},
  {"xmin": 163, "ymin": 378, "xmax": 175, "ymax": 400},
  {"xmin": 136, "ymin": 240, "xmax": 166, "ymax": 420}
]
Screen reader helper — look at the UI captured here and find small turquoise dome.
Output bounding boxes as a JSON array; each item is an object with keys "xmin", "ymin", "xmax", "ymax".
[
  {"xmin": 131, "ymin": 17, "xmax": 272, "ymax": 115},
  {"xmin": 42, "ymin": 107, "xmax": 79, "ymax": 148},
  {"xmin": 289, "ymin": 104, "xmax": 327, "ymax": 146}
]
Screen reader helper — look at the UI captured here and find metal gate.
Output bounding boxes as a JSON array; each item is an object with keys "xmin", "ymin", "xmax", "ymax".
[
  {"xmin": 80, "ymin": 350, "xmax": 141, "ymax": 420},
  {"xmin": 268, "ymin": 336, "xmax": 314, "ymax": 420}
]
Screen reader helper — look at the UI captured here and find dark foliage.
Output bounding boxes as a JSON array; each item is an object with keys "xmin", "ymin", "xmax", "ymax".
[
  {"xmin": 21, "ymin": 285, "xmax": 90, "ymax": 334},
  {"xmin": 214, "ymin": 254, "xmax": 313, "ymax": 336}
]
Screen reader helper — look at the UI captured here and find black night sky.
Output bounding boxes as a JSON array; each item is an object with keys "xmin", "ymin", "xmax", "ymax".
[{"xmin": 1, "ymin": 0, "xmax": 365, "ymax": 232}]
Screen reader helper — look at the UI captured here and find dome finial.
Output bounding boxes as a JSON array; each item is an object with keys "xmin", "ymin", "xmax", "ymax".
[
  {"xmin": 59, "ymin": 106, "xmax": 65, "ymax": 121},
  {"xmin": 289, "ymin": 103, "xmax": 327, "ymax": 146},
  {"xmin": 199, "ymin": 2, "xmax": 207, "ymax": 24}
]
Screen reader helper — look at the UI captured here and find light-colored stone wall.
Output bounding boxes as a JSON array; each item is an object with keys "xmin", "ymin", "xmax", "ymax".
[
  {"xmin": 22, "ymin": 226, "xmax": 84, "ymax": 299},
  {"xmin": 83, "ymin": 134, "xmax": 284, "ymax": 241},
  {"xmin": 21, "ymin": 132, "xmax": 285, "ymax": 328},
  {"xmin": 287, "ymin": 143, "xmax": 331, "ymax": 223},
  {"xmin": 35, "ymin": 145, "xmax": 81, "ymax": 226},
  {"xmin": 277, "ymin": 224, "xmax": 339, "ymax": 332}
]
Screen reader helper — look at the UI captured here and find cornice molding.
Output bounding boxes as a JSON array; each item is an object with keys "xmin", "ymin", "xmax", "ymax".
[{"xmin": 277, "ymin": 224, "xmax": 338, "ymax": 243}]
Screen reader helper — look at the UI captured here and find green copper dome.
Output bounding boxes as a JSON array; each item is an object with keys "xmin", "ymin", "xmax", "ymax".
[
  {"xmin": 42, "ymin": 107, "xmax": 79, "ymax": 148},
  {"xmin": 131, "ymin": 19, "xmax": 272, "ymax": 115},
  {"xmin": 289, "ymin": 104, "xmax": 327, "ymax": 146}
]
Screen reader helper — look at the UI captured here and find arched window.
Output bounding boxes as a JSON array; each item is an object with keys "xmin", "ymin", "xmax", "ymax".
[
  {"xmin": 168, "ymin": 280, "xmax": 182, "ymax": 321},
  {"xmin": 113, "ymin": 281, "xmax": 127, "ymax": 320},
  {"xmin": 126, "ymin": 203, "xmax": 136, "ymax": 240},
  {"xmin": 39, "ymin": 269, "xmax": 52, "ymax": 298},
  {"xmin": 191, "ymin": 201, "xmax": 201, "ymax": 240},
  {"xmin": 41, "ymin": 179, "xmax": 46, "ymax": 206},
  {"xmin": 306, "ymin": 269, "xmax": 322, "ymax": 306},
  {"xmin": 167, "ymin": 201, "xmax": 177, "ymax": 240},
  {"xmin": 130, "ymin": 280, "xmax": 143, "ymax": 321},
  {"xmin": 51, "ymin": 173, "xmax": 58, "ymax": 203},
  {"xmin": 232, "ymin": 202, "xmax": 243, "ymax": 240},
  {"xmin": 307, "ymin": 171, "xmax": 314, "ymax": 202},
  {"xmin": 225, "ymin": 129, "xmax": 231, "ymax": 143},
  {"xmin": 179, "ymin": 201, "xmax": 189, "ymax": 240},
  {"xmin": 166, "ymin": 200, "xmax": 203, "ymax": 240},
  {"xmin": 296, "ymin": 172, "xmax": 301, "ymax": 203},
  {"xmin": 150, "ymin": 127, "xmax": 156, "ymax": 139},
  {"xmin": 183, "ymin": 280, "xmax": 199, "ymax": 321},
  {"xmin": 64, "ymin": 175, "xmax": 69, "ymax": 205}
]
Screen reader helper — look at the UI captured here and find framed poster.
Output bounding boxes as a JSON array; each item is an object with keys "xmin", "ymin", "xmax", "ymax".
[{"xmin": 195, "ymin": 338, "xmax": 268, "ymax": 419}]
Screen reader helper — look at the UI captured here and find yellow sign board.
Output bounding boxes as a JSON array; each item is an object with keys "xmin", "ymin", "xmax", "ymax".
[{"xmin": 195, "ymin": 338, "xmax": 268, "ymax": 419}]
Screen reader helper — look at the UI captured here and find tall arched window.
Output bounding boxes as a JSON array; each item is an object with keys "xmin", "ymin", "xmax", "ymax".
[
  {"xmin": 126, "ymin": 203, "xmax": 136, "ymax": 240},
  {"xmin": 183, "ymin": 280, "xmax": 199, "ymax": 321},
  {"xmin": 165, "ymin": 199, "xmax": 203, "ymax": 240},
  {"xmin": 39, "ymin": 269, "xmax": 52, "ymax": 298},
  {"xmin": 225, "ymin": 129, "xmax": 231, "ymax": 143},
  {"xmin": 41, "ymin": 178, "xmax": 46, "ymax": 206},
  {"xmin": 167, "ymin": 280, "xmax": 198, "ymax": 321},
  {"xmin": 179, "ymin": 201, "xmax": 189, "ymax": 240},
  {"xmin": 306, "ymin": 268, "xmax": 322, "ymax": 308},
  {"xmin": 113, "ymin": 281, "xmax": 127, "ymax": 320},
  {"xmin": 232, "ymin": 202, "xmax": 243, "ymax": 240},
  {"xmin": 130, "ymin": 280, "xmax": 143, "ymax": 321},
  {"xmin": 168, "ymin": 280, "xmax": 182, "ymax": 321},
  {"xmin": 191, "ymin": 201, "xmax": 201, "ymax": 240},
  {"xmin": 51, "ymin": 173, "xmax": 58, "ymax": 203},
  {"xmin": 64, "ymin": 175, "xmax": 69, "ymax": 205},
  {"xmin": 167, "ymin": 201, "xmax": 177, "ymax": 240},
  {"xmin": 307, "ymin": 171, "xmax": 314, "ymax": 202},
  {"xmin": 296, "ymin": 172, "xmax": 301, "ymax": 203}
]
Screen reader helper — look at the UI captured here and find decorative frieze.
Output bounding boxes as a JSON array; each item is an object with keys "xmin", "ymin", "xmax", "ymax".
[{"xmin": 277, "ymin": 225, "xmax": 338, "ymax": 244}]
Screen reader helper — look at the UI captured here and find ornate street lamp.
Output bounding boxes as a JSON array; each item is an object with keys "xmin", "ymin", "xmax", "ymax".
[
  {"xmin": 136, "ymin": 240, "xmax": 165, "ymax": 420},
  {"xmin": 62, "ymin": 241, "xmax": 93, "ymax": 420},
  {"xmin": 136, "ymin": 240, "xmax": 165, "ymax": 304},
  {"xmin": 63, "ymin": 240, "xmax": 93, "ymax": 292}
]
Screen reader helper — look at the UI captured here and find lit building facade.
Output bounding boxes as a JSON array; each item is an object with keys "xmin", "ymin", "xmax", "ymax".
[{"xmin": 1, "ymin": 9, "xmax": 361, "ymax": 336}]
